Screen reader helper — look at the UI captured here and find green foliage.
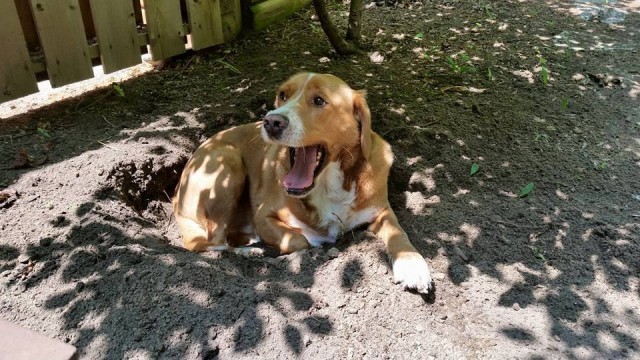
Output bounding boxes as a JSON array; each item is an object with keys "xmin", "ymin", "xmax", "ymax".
[
  {"xmin": 414, "ymin": 32, "xmax": 424, "ymax": 40},
  {"xmin": 446, "ymin": 54, "xmax": 476, "ymax": 74},
  {"xmin": 470, "ymin": 163, "xmax": 480, "ymax": 176},
  {"xmin": 216, "ymin": 59, "xmax": 242, "ymax": 74},
  {"xmin": 37, "ymin": 127, "xmax": 50, "ymax": 139},
  {"xmin": 480, "ymin": 2, "xmax": 496, "ymax": 19},
  {"xmin": 533, "ymin": 246, "xmax": 546, "ymax": 262},
  {"xmin": 538, "ymin": 57, "xmax": 549, "ymax": 85},
  {"xmin": 487, "ymin": 67, "xmax": 494, "ymax": 81},
  {"xmin": 519, "ymin": 182, "xmax": 534, "ymax": 197},
  {"xmin": 112, "ymin": 83, "xmax": 125, "ymax": 97}
]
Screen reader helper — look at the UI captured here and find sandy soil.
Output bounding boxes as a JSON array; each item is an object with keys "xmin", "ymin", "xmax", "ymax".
[{"xmin": 1, "ymin": 1, "xmax": 639, "ymax": 359}]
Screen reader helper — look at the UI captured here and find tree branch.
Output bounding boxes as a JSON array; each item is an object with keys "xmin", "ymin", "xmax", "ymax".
[
  {"xmin": 311, "ymin": 0, "xmax": 360, "ymax": 55},
  {"xmin": 346, "ymin": 0, "xmax": 363, "ymax": 46}
]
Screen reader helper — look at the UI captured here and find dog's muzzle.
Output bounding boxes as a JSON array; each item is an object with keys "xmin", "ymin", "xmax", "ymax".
[{"xmin": 263, "ymin": 114, "xmax": 289, "ymax": 140}]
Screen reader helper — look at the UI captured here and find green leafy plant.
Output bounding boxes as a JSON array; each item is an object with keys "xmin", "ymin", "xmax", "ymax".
[
  {"xmin": 519, "ymin": 182, "xmax": 534, "ymax": 197},
  {"xmin": 446, "ymin": 54, "xmax": 476, "ymax": 74},
  {"xmin": 487, "ymin": 67, "xmax": 494, "ymax": 81},
  {"xmin": 481, "ymin": 2, "xmax": 496, "ymax": 19},
  {"xmin": 595, "ymin": 161, "xmax": 607, "ymax": 171},
  {"xmin": 538, "ymin": 57, "xmax": 549, "ymax": 85},
  {"xmin": 414, "ymin": 32, "xmax": 425, "ymax": 40},
  {"xmin": 560, "ymin": 98, "xmax": 569, "ymax": 109},
  {"xmin": 37, "ymin": 127, "xmax": 50, "ymax": 139},
  {"xmin": 533, "ymin": 246, "xmax": 546, "ymax": 262},
  {"xmin": 470, "ymin": 163, "xmax": 480, "ymax": 176},
  {"xmin": 112, "ymin": 83, "xmax": 125, "ymax": 97}
]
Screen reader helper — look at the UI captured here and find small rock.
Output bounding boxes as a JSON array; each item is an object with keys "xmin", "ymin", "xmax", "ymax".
[
  {"xmin": 17, "ymin": 254, "xmax": 30, "ymax": 264},
  {"xmin": 377, "ymin": 265, "xmax": 388, "ymax": 275},
  {"xmin": 326, "ymin": 247, "xmax": 340, "ymax": 259},
  {"xmin": 13, "ymin": 282, "xmax": 27, "ymax": 294},
  {"xmin": 571, "ymin": 73, "xmax": 585, "ymax": 82},
  {"xmin": 513, "ymin": 303, "xmax": 521, "ymax": 311},
  {"xmin": 573, "ymin": 127, "xmax": 583, "ymax": 134},
  {"xmin": 453, "ymin": 246, "xmax": 469, "ymax": 262},
  {"xmin": 39, "ymin": 237, "xmax": 53, "ymax": 247},
  {"xmin": 369, "ymin": 51, "xmax": 384, "ymax": 64},
  {"xmin": 440, "ymin": 314, "xmax": 448, "ymax": 320},
  {"xmin": 433, "ymin": 272, "xmax": 445, "ymax": 281},
  {"xmin": 303, "ymin": 335, "xmax": 311, "ymax": 347}
]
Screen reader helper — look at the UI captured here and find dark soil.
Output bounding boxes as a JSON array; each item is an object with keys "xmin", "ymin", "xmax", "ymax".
[{"xmin": 1, "ymin": 1, "xmax": 640, "ymax": 358}]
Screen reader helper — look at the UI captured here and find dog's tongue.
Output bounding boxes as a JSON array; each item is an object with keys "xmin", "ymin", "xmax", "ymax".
[{"xmin": 284, "ymin": 146, "xmax": 319, "ymax": 190}]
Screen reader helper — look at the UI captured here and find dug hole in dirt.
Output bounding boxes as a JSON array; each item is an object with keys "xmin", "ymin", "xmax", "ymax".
[{"xmin": 1, "ymin": 1, "xmax": 640, "ymax": 359}]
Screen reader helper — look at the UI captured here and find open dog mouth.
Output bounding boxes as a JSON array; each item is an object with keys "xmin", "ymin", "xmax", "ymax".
[{"xmin": 284, "ymin": 145, "xmax": 327, "ymax": 196}]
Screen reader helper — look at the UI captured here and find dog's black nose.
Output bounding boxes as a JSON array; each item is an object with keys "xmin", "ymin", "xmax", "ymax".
[{"xmin": 263, "ymin": 114, "xmax": 289, "ymax": 138}]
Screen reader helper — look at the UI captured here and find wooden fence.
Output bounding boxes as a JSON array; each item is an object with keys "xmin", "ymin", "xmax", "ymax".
[{"xmin": 0, "ymin": 0, "xmax": 242, "ymax": 103}]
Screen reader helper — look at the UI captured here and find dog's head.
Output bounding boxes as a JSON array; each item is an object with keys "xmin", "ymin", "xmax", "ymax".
[{"xmin": 261, "ymin": 72, "xmax": 372, "ymax": 197}]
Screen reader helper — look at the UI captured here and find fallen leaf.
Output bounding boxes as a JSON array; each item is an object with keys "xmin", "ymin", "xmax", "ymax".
[
  {"xmin": 369, "ymin": 52, "xmax": 384, "ymax": 64},
  {"xmin": 519, "ymin": 183, "xmax": 534, "ymax": 197},
  {"xmin": 470, "ymin": 163, "xmax": 480, "ymax": 176}
]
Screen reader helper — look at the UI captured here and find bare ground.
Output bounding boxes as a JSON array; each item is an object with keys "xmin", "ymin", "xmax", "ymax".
[{"xmin": 1, "ymin": 1, "xmax": 639, "ymax": 359}]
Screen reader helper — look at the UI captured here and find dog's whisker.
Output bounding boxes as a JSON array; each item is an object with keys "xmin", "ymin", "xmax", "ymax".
[{"xmin": 337, "ymin": 145, "xmax": 355, "ymax": 162}]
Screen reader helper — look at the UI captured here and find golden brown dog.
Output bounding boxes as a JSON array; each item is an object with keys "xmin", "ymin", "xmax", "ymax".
[{"xmin": 173, "ymin": 72, "xmax": 432, "ymax": 293}]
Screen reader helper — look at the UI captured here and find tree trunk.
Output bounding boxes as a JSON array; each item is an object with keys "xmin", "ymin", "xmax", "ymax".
[
  {"xmin": 311, "ymin": 0, "xmax": 360, "ymax": 55},
  {"xmin": 346, "ymin": 0, "xmax": 363, "ymax": 46}
]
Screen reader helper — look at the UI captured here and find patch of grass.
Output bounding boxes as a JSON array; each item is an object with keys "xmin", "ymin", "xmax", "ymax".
[
  {"xmin": 446, "ymin": 54, "xmax": 476, "ymax": 74},
  {"xmin": 560, "ymin": 98, "xmax": 569, "ymax": 110},
  {"xmin": 216, "ymin": 59, "xmax": 242, "ymax": 74},
  {"xmin": 538, "ymin": 57, "xmax": 549, "ymax": 85},
  {"xmin": 534, "ymin": 132, "xmax": 549, "ymax": 143},
  {"xmin": 414, "ymin": 32, "xmax": 424, "ymax": 40},
  {"xmin": 480, "ymin": 1, "xmax": 496, "ymax": 19},
  {"xmin": 595, "ymin": 161, "xmax": 607, "ymax": 171},
  {"xmin": 487, "ymin": 67, "xmax": 495, "ymax": 81},
  {"xmin": 310, "ymin": 23, "xmax": 322, "ymax": 33}
]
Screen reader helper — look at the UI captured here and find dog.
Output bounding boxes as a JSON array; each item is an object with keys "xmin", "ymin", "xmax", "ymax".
[{"xmin": 173, "ymin": 73, "xmax": 432, "ymax": 294}]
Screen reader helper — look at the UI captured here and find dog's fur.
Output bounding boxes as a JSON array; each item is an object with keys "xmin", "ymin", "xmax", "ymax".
[{"xmin": 173, "ymin": 73, "xmax": 432, "ymax": 293}]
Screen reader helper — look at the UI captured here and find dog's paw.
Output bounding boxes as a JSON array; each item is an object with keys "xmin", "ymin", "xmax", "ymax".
[
  {"xmin": 232, "ymin": 246, "xmax": 266, "ymax": 257},
  {"xmin": 392, "ymin": 253, "xmax": 433, "ymax": 294}
]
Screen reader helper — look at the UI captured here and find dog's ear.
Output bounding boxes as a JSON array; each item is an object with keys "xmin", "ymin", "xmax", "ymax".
[{"xmin": 353, "ymin": 90, "xmax": 372, "ymax": 161}]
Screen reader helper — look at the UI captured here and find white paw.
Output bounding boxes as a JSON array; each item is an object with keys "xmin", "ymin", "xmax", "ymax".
[
  {"xmin": 207, "ymin": 245, "xmax": 265, "ymax": 257},
  {"xmin": 232, "ymin": 246, "xmax": 266, "ymax": 257},
  {"xmin": 392, "ymin": 254, "xmax": 433, "ymax": 294}
]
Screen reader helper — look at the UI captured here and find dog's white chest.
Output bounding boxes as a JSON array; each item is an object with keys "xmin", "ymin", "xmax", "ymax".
[{"xmin": 288, "ymin": 162, "xmax": 378, "ymax": 247}]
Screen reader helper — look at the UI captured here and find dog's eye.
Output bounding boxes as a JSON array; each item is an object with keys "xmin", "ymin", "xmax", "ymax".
[
  {"xmin": 313, "ymin": 96, "xmax": 326, "ymax": 107},
  {"xmin": 279, "ymin": 91, "xmax": 287, "ymax": 101}
]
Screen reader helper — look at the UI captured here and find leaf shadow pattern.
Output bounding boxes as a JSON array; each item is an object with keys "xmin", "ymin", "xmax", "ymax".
[
  {"xmin": 389, "ymin": 129, "xmax": 640, "ymax": 358},
  {"xmin": 18, "ymin": 202, "xmax": 337, "ymax": 358}
]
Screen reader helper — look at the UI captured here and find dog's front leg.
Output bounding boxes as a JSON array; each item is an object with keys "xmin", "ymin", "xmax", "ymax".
[
  {"xmin": 369, "ymin": 206, "xmax": 433, "ymax": 294},
  {"xmin": 254, "ymin": 213, "xmax": 311, "ymax": 254}
]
